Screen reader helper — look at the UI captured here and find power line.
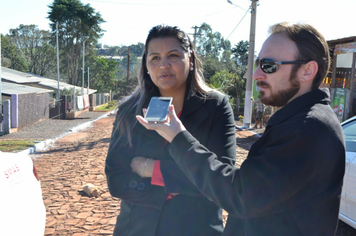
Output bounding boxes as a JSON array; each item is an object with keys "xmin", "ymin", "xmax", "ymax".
[
  {"xmin": 86, "ymin": 0, "xmax": 222, "ymax": 7},
  {"xmin": 226, "ymin": 7, "xmax": 250, "ymax": 40},
  {"xmin": 193, "ymin": 8, "xmax": 235, "ymax": 21},
  {"xmin": 227, "ymin": 0, "xmax": 248, "ymax": 11}
]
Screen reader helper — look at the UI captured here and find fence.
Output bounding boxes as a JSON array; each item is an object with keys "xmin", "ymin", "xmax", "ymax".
[
  {"xmin": 64, "ymin": 93, "xmax": 111, "ymax": 113},
  {"xmin": 92, "ymin": 93, "xmax": 111, "ymax": 107}
]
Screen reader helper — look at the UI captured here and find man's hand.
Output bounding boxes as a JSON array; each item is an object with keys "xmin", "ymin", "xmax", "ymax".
[{"xmin": 136, "ymin": 105, "xmax": 186, "ymax": 143}]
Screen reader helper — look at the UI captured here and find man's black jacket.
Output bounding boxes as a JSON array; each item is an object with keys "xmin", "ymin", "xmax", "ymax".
[{"xmin": 170, "ymin": 88, "xmax": 346, "ymax": 236}]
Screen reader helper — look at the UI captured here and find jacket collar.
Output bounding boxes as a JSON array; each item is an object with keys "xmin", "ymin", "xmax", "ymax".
[
  {"xmin": 181, "ymin": 90, "xmax": 206, "ymax": 116},
  {"xmin": 267, "ymin": 88, "xmax": 331, "ymax": 127}
]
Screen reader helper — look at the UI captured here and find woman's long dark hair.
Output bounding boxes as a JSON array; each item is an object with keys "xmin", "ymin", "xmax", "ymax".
[{"xmin": 114, "ymin": 25, "xmax": 212, "ymax": 147}]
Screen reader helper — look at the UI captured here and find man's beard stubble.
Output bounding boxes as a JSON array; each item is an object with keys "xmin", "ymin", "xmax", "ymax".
[{"xmin": 257, "ymin": 71, "xmax": 300, "ymax": 107}]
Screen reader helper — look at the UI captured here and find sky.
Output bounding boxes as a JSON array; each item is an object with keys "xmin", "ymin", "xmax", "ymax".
[{"xmin": 1, "ymin": 0, "xmax": 356, "ymax": 54}]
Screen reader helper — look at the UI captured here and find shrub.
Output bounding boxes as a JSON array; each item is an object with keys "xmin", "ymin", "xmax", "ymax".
[{"xmin": 106, "ymin": 100, "xmax": 117, "ymax": 108}]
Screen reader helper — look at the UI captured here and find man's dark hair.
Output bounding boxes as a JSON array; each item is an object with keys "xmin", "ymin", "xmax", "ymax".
[{"xmin": 269, "ymin": 22, "xmax": 330, "ymax": 90}]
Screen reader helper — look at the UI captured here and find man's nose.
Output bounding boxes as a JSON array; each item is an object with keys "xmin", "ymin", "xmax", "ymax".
[{"xmin": 253, "ymin": 66, "xmax": 265, "ymax": 81}]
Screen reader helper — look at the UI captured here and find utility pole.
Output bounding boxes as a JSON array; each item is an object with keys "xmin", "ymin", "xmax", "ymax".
[
  {"xmin": 243, "ymin": 0, "xmax": 258, "ymax": 128},
  {"xmin": 56, "ymin": 22, "xmax": 60, "ymax": 99},
  {"xmin": 116, "ymin": 63, "xmax": 119, "ymax": 98},
  {"xmin": 126, "ymin": 48, "xmax": 130, "ymax": 93},
  {"xmin": 190, "ymin": 26, "xmax": 199, "ymax": 49},
  {"xmin": 87, "ymin": 67, "xmax": 90, "ymax": 95},
  {"xmin": 82, "ymin": 41, "xmax": 85, "ymax": 96},
  {"xmin": 189, "ymin": 26, "xmax": 201, "ymax": 49}
]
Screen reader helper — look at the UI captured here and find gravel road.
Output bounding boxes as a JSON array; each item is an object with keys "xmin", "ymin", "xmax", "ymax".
[{"xmin": 0, "ymin": 111, "xmax": 113, "ymax": 141}]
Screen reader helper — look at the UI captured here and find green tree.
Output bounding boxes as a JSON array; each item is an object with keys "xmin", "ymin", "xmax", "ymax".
[
  {"xmin": 0, "ymin": 34, "xmax": 29, "ymax": 71},
  {"xmin": 94, "ymin": 43, "xmax": 142, "ymax": 98},
  {"xmin": 48, "ymin": 0, "xmax": 105, "ymax": 85},
  {"xmin": 115, "ymin": 76, "xmax": 138, "ymax": 99},
  {"xmin": 8, "ymin": 24, "xmax": 56, "ymax": 77},
  {"xmin": 231, "ymin": 40, "xmax": 249, "ymax": 66},
  {"xmin": 210, "ymin": 70, "xmax": 244, "ymax": 115},
  {"xmin": 202, "ymin": 54, "xmax": 222, "ymax": 83},
  {"xmin": 114, "ymin": 48, "xmax": 141, "ymax": 92},
  {"xmin": 220, "ymin": 49, "xmax": 238, "ymax": 73},
  {"xmin": 127, "ymin": 43, "xmax": 144, "ymax": 57},
  {"xmin": 194, "ymin": 23, "xmax": 234, "ymax": 84},
  {"xmin": 107, "ymin": 46, "xmax": 120, "ymax": 56},
  {"xmin": 61, "ymin": 87, "xmax": 81, "ymax": 96},
  {"xmin": 191, "ymin": 23, "xmax": 249, "ymax": 115},
  {"xmin": 230, "ymin": 40, "xmax": 248, "ymax": 91},
  {"xmin": 89, "ymin": 56, "xmax": 118, "ymax": 93},
  {"xmin": 201, "ymin": 46, "xmax": 239, "ymax": 84},
  {"xmin": 196, "ymin": 23, "xmax": 231, "ymax": 58}
]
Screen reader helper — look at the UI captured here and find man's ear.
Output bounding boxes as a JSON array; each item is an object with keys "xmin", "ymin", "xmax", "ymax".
[{"xmin": 301, "ymin": 61, "xmax": 318, "ymax": 82}]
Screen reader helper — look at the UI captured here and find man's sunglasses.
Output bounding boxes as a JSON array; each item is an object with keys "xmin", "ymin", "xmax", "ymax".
[{"xmin": 255, "ymin": 58, "xmax": 308, "ymax": 74}]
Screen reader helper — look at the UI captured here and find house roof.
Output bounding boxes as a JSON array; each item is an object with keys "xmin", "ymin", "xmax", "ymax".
[
  {"xmin": 1, "ymin": 67, "xmax": 97, "ymax": 95},
  {"xmin": 1, "ymin": 81, "xmax": 53, "ymax": 95},
  {"xmin": 28, "ymin": 73, "xmax": 97, "ymax": 95},
  {"xmin": 327, "ymin": 36, "xmax": 356, "ymax": 48},
  {"xmin": 1, "ymin": 67, "xmax": 42, "ymax": 84}
]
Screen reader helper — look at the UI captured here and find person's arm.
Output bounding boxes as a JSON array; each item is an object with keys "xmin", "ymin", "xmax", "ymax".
[
  {"xmin": 159, "ymin": 95, "xmax": 236, "ymax": 194},
  {"xmin": 135, "ymin": 106, "xmax": 334, "ymax": 218},
  {"xmin": 105, "ymin": 122, "xmax": 168, "ymax": 209},
  {"xmin": 134, "ymin": 96, "xmax": 236, "ymax": 196},
  {"xmin": 167, "ymin": 126, "xmax": 327, "ymax": 218}
]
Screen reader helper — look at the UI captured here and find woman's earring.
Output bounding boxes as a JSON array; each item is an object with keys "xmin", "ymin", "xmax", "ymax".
[
  {"xmin": 190, "ymin": 67, "xmax": 194, "ymax": 71},
  {"xmin": 147, "ymin": 71, "xmax": 150, "ymax": 74}
]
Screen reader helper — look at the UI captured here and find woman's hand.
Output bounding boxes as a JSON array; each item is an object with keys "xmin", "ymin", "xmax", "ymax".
[
  {"xmin": 136, "ymin": 105, "xmax": 186, "ymax": 143},
  {"xmin": 131, "ymin": 157, "xmax": 180, "ymax": 197},
  {"xmin": 131, "ymin": 156, "xmax": 155, "ymax": 178}
]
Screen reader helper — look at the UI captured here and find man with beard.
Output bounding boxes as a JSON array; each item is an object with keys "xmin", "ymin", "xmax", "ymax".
[{"xmin": 136, "ymin": 22, "xmax": 346, "ymax": 236}]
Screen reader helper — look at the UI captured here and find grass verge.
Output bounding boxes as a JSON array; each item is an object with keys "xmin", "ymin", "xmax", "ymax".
[
  {"xmin": 0, "ymin": 140, "xmax": 36, "ymax": 152},
  {"xmin": 95, "ymin": 101, "xmax": 118, "ymax": 111}
]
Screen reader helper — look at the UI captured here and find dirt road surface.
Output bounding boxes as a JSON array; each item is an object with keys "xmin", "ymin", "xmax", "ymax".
[{"xmin": 32, "ymin": 114, "xmax": 355, "ymax": 235}]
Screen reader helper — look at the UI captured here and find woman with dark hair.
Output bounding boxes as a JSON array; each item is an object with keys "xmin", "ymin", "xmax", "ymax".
[{"xmin": 105, "ymin": 25, "xmax": 236, "ymax": 236}]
